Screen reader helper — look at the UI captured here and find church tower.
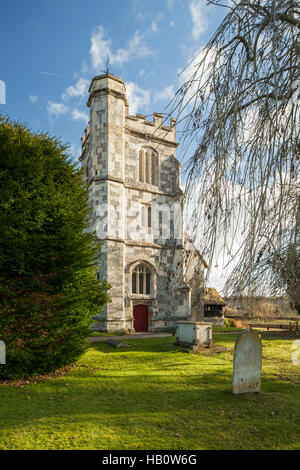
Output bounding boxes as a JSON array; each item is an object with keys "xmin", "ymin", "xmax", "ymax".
[{"xmin": 80, "ymin": 73, "xmax": 201, "ymax": 332}]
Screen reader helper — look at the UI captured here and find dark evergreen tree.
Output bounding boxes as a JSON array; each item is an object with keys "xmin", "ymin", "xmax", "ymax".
[{"xmin": 0, "ymin": 116, "xmax": 109, "ymax": 379}]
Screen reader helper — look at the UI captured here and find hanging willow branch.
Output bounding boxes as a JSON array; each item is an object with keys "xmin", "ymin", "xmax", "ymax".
[{"xmin": 171, "ymin": 0, "xmax": 300, "ymax": 304}]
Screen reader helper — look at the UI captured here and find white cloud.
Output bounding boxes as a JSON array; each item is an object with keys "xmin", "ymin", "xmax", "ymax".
[
  {"xmin": 90, "ymin": 26, "xmax": 152, "ymax": 71},
  {"xmin": 47, "ymin": 101, "xmax": 69, "ymax": 120},
  {"xmin": 90, "ymin": 25, "xmax": 112, "ymax": 71},
  {"xmin": 177, "ymin": 46, "xmax": 218, "ymax": 108},
  {"xmin": 184, "ymin": 179, "xmax": 246, "ymax": 292},
  {"xmin": 151, "ymin": 21, "xmax": 159, "ymax": 33},
  {"xmin": 126, "ymin": 82, "xmax": 151, "ymax": 115},
  {"xmin": 112, "ymin": 30, "xmax": 152, "ymax": 66},
  {"xmin": 154, "ymin": 85, "xmax": 175, "ymax": 104},
  {"xmin": 80, "ymin": 60, "xmax": 90, "ymax": 75},
  {"xmin": 170, "ymin": 20, "xmax": 175, "ymax": 27},
  {"xmin": 62, "ymin": 77, "xmax": 90, "ymax": 101},
  {"xmin": 47, "ymin": 100, "xmax": 89, "ymax": 125},
  {"xmin": 71, "ymin": 108, "xmax": 89, "ymax": 123},
  {"xmin": 151, "ymin": 13, "xmax": 163, "ymax": 33},
  {"xmin": 189, "ymin": 0, "xmax": 209, "ymax": 40},
  {"xmin": 29, "ymin": 95, "xmax": 38, "ymax": 104},
  {"xmin": 0, "ymin": 80, "xmax": 5, "ymax": 104}
]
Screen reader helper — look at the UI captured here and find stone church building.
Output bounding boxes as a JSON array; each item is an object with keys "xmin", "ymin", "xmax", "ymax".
[{"xmin": 79, "ymin": 73, "xmax": 207, "ymax": 332}]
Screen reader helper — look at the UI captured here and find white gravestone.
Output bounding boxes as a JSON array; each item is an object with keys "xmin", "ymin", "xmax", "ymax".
[
  {"xmin": 232, "ymin": 328, "xmax": 262, "ymax": 394},
  {"xmin": 0, "ymin": 341, "xmax": 6, "ymax": 365}
]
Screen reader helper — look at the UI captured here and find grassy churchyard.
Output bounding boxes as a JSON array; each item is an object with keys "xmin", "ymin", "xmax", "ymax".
[{"xmin": 0, "ymin": 330, "xmax": 299, "ymax": 450}]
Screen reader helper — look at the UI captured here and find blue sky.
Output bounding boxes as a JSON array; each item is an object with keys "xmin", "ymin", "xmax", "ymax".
[
  {"xmin": 0, "ymin": 0, "xmax": 226, "ymax": 158},
  {"xmin": 0, "ymin": 0, "xmax": 228, "ymax": 289}
]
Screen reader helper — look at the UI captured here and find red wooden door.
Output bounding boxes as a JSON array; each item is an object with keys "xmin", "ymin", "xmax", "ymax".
[{"xmin": 133, "ymin": 305, "xmax": 148, "ymax": 332}]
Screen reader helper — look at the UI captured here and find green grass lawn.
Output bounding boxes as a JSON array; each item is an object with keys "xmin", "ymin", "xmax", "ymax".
[{"xmin": 0, "ymin": 331, "xmax": 299, "ymax": 450}]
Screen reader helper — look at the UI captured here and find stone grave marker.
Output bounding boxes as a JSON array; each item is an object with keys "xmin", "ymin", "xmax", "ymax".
[
  {"xmin": 0, "ymin": 341, "xmax": 6, "ymax": 364},
  {"xmin": 176, "ymin": 321, "xmax": 212, "ymax": 348},
  {"xmin": 232, "ymin": 328, "xmax": 262, "ymax": 394},
  {"xmin": 106, "ymin": 338, "xmax": 131, "ymax": 348}
]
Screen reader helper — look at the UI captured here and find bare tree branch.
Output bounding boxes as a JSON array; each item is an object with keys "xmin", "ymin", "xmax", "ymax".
[{"xmin": 171, "ymin": 0, "xmax": 300, "ymax": 308}]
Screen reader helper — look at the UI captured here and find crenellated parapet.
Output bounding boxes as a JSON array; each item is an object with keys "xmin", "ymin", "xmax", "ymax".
[
  {"xmin": 86, "ymin": 73, "xmax": 177, "ymax": 147},
  {"xmin": 126, "ymin": 112, "xmax": 177, "ymax": 147}
]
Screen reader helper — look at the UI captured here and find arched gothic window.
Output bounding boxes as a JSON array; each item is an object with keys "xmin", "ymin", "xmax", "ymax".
[
  {"xmin": 139, "ymin": 148, "xmax": 158, "ymax": 185},
  {"xmin": 132, "ymin": 265, "xmax": 151, "ymax": 295}
]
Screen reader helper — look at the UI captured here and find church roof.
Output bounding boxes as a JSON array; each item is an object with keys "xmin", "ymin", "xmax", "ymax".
[{"xmin": 204, "ymin": 288, "xmax": 226, "ymax": 306}]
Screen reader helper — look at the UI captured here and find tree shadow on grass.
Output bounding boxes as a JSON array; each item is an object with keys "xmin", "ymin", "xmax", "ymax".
[
  {"xmin": 0, "ymin": 352, "xmax": 299, "ymax": 449},
  {"xmin": 87, "ymin": 337, "xmax": 180, "ymax": 354},
  {"xmin": 1, "ymin": 365, "xmax": 299, "ymax": 421},
  {"xmin": 0, "ymin": 332, "xmax": 299, "ymax": 451}
]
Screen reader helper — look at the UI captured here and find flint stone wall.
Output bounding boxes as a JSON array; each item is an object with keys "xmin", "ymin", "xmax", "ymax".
[{"xmin": 80, "ymin": 74, "xmax": 204, "ymax": 332}]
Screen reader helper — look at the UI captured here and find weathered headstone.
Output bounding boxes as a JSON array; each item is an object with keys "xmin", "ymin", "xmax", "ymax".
[
  {"xmin": 0, "ymin": 340, "xmax": 6, "ymax": 365},
  {"xmin": 106, "ymin": 338, "xmax": 131, "ymax": 348},
  {"xmin": 232, "ymin": 328, "xmax": 262, "ymax": 394}
]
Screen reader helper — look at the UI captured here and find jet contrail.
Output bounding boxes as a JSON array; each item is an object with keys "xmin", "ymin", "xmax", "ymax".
[{"xmin": 40, "ymin": 71, "xmax": 63, "ymax": 78}]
